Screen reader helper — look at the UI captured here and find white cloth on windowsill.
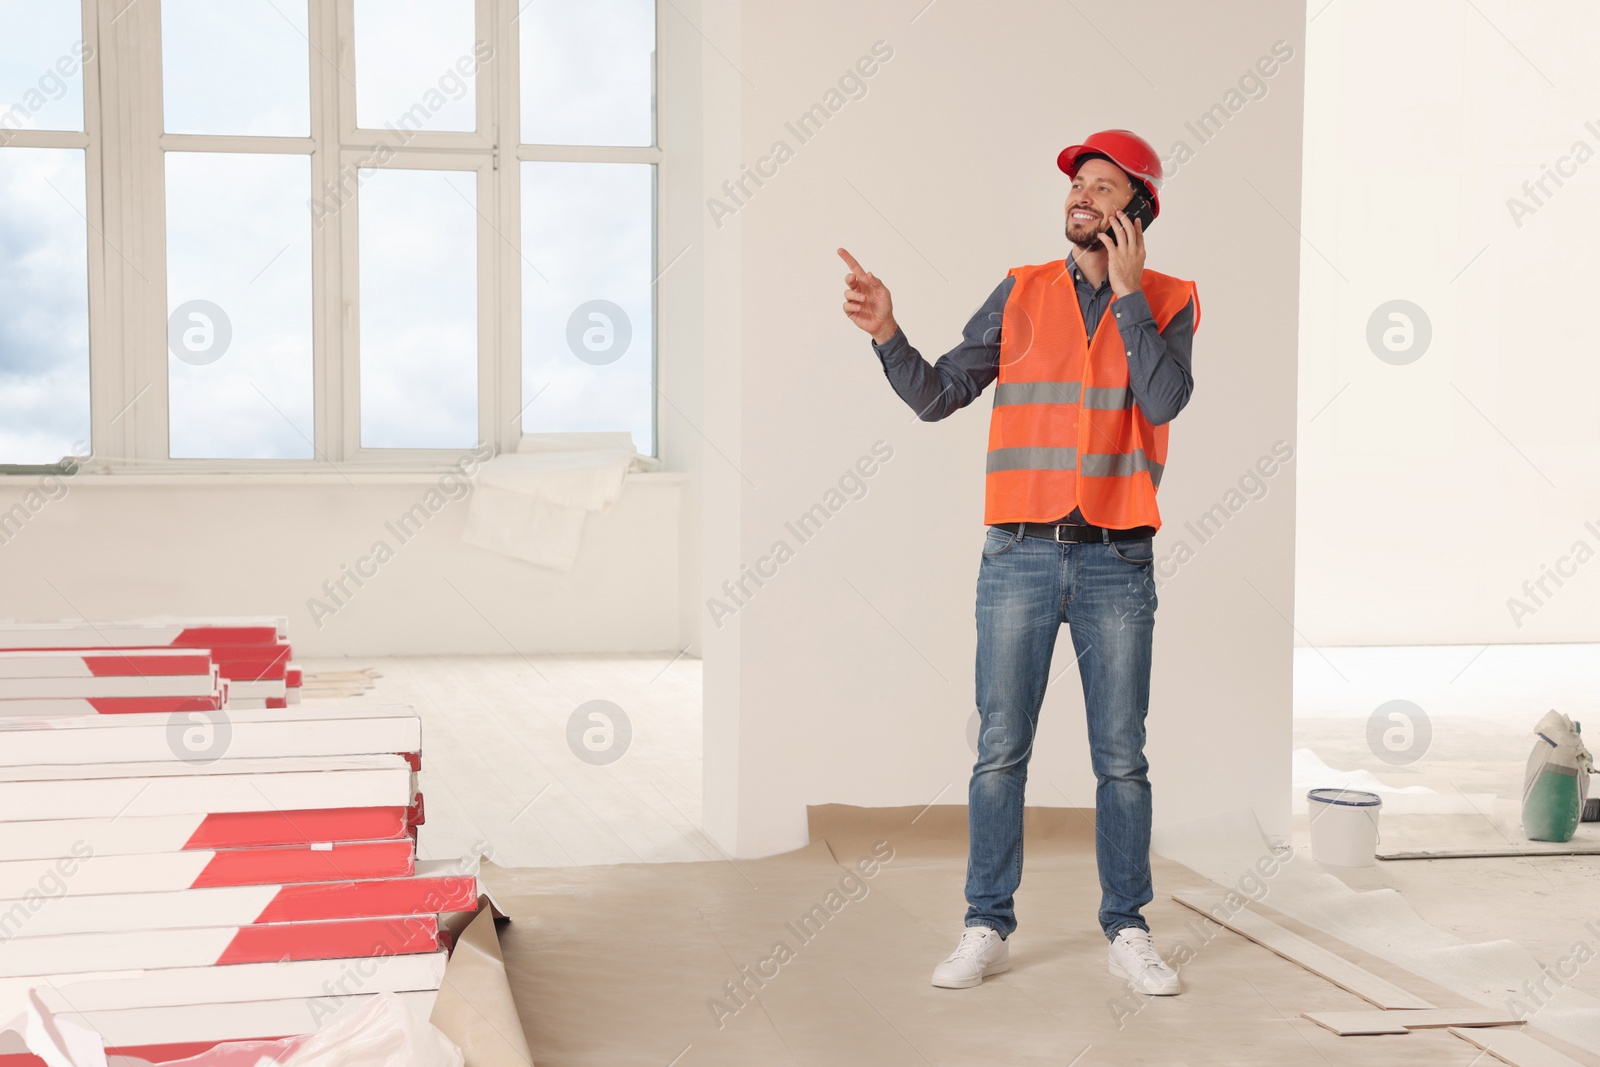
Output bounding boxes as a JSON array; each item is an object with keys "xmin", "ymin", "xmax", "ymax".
[{"xmin": 461, "ymin": 447, "xmax": 660, "ymax": 570}]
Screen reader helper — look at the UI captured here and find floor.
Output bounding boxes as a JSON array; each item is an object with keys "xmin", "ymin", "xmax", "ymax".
[
  {"xmin": 301, "ymin": 643, "xmax": 1600, "ymax": 1065},
  {"xmin": 301, "ymin": 652, "xmax": 708, "ymax": 868},
  {"xmin": 485, "ymin": 804, "xmax": 1542, "ymax": 1067}
]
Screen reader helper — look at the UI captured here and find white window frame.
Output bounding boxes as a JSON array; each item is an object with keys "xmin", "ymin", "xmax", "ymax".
[
  {"xmin": 0, "ymin": 6, "xmax": 103, "ymax": 469},
  {"xmin": 53, "ymin": 0, "xmax": 662, "ymax": 474}
]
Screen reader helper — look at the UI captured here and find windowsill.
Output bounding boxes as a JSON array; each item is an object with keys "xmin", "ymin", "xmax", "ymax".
[{"xmin": 5, "ymin": 467, "xmax": 688, "ymax": 488}]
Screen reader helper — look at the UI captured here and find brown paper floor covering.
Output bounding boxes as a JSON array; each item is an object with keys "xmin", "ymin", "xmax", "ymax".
[{"xmin": 480, "ymin": 804, "xmax": 1595, "ymax": 1067}]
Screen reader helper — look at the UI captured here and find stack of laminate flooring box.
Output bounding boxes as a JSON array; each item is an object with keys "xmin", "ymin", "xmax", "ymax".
[
  {"xmin": 0, "ymin": 616, "xmax": 302, "ymax": 714},
  {"xmin": 0, "ymin": 618, "xmax": 475, "ymax": 1064}
]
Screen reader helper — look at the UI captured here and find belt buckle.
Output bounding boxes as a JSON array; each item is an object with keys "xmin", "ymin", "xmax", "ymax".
[{"xmin": 1053, "ymin": 524, "xmax": 1077, "ymax": 543}]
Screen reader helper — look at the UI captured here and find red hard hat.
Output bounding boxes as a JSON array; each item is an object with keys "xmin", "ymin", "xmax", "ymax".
[{"xmin": 1057, "ymin": 129, "xmax": 1164, "ymax": 217}]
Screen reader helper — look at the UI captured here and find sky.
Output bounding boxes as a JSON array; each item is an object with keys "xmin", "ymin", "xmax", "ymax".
[{"xmin": 0, "ymin": 0, "xmax": 655, "ymax": 463}]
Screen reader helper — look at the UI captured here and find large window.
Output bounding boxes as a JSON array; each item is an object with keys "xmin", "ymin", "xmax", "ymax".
[
  {"xmin": 0, "ymin": 0, "xmax": 658, "ymax": 467},
  {"xmin": 0, "ymin": 4, "xmax": 93, "ymax": 464}
]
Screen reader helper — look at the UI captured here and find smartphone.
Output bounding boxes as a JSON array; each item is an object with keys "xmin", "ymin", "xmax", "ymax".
[{"xmin": 1105, "ymin": 185, "xmax": 1155, "ymax": 245}]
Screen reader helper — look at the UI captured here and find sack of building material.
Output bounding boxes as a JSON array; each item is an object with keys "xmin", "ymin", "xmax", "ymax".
[{"xmin": 1522, "ymin": 710, "xmax": 1594, "ymax": 842}]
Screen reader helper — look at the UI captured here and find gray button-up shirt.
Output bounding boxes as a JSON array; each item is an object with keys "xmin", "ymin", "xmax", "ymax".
[{"xmin": 871, "ymin": 250, "xmax": 1196, "ymax": 525}]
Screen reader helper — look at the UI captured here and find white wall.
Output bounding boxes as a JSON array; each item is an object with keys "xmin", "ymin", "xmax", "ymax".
[
  {"xmin": 700, "ymin": 0, "xmax": 1307, "ymax": 856},
  {"xmin": 1296, "ymin": 0, "xmax": 1600, "ymax": 646},
  {"xmin": 0, "ymin": 474, "xmax": 685, "ymax": 657},
  {"xmin": 659, "ymin": 0, "xmax": 709, "ymax": 664}
]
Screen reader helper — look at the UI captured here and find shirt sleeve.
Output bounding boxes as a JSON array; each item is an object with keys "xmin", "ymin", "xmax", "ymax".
[
  {"xmin": 1111, "ymin": 289, "xmax": 1195, "ymax": 426},
  {"xmin": 870, "ymin": 276, "xmax": 1014, "ymax": 422}
]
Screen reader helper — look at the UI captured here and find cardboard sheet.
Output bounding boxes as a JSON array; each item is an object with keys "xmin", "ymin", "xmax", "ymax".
[
  {"xmin": 0, "ymin": 805, "xmax": 412, "ymax": 859},
  {"xmin": 0, "ymin": 839, "xmax": 415, "ymax": 897},
  {"xmin": 429, "ymin": 893, "xmax": 534, "ymax": 1067},
  {"xmin": 2, "ymin": 953, "xmax": 449, "ymax": 1016},
  {"xmin": 44, "ymin": 990, "xmax": 439, "ymax": 1047},
  {"xmin": 0, "ymin": 650, "xmax": 213, "ymax": 678},
  {"xmin": 0, "ymin": 869, "xmax": 473, "ymax": 935},
  {"xmin": 480, "ymin": 803, "xmax": 1485, "ymax": 1066},
  {"xmin": 0, "ymin": 616, "xmax": 286, "ymax": 647},
  {"xmin": 0, "ymin": 755, "xmax": 413, "ymax": 819},
  {"xmin": 0, "ymin": 672, "xmax": 219, "ymax": 700},
  {"xmin": 0, "ymin": 695, "xmax": 225, "ymax": 716},
  {"xmin": 0, "ymin": 916, "xmax": 441, "ymax": 978},
  {"xmin": 0, "ymin": 705, "xmax": 421, "ymax": 767}
]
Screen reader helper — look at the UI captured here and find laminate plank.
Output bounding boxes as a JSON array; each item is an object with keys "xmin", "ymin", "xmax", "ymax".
[{"xmin": 1172, "ymin": 891, "xmax": 1436, "ymax": 1010}]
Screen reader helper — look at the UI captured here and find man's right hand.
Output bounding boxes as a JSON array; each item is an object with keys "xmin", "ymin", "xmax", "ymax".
[{"xmin": 838, "ymin": 248, "xmax": 898, "ymax": 345}]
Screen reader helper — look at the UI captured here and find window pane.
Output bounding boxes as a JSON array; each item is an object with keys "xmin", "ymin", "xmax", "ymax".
[
  {"xmin": 166, "ymin": 153, "xmax": 313, "ymax": 459},
  {"xmin": 0, "ymin": 1, "xmax": 87, "ymax": 135},
  {"xmin": 162, "ymin": 0, "xmax": 310, "ymax": 136},
  {"xmin": 358, "ymin": 168, "xmax": 477, "ymax": 449},
  {"xmin": 520, "ymin": 0, "xmax": 654, "ymax": 146},
  {"xmin": 521, "ymin": 162, "xmax": 652, "ymax": 453},
  {"xmin": 354, "ymin": 0, "xmax": 478, "ymax": 133},
  {"xmin": 0, "ymin": 148, "xmax": 89, "ymax": 462}
]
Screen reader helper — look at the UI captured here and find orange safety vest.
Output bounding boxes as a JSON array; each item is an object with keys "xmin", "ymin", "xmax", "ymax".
[{"xmin": 986, "ymin": 260, "xmax": 1200, "ymax": 530}]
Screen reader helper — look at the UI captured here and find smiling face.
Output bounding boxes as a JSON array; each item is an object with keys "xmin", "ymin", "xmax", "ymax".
[{"xmin": 1064, "ymin": 156, "xmax": 1137, "ymax": 251}]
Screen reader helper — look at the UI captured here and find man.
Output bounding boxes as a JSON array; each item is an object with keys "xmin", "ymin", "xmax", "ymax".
[{"xmin": 837, "ymin": 129, "xmax": 1199, "ymax": 997}]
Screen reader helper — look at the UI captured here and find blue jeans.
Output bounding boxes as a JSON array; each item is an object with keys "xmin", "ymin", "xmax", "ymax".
[{"xmin": 964, "ymin": 524, "xmax": 1159, "ymax": 941}]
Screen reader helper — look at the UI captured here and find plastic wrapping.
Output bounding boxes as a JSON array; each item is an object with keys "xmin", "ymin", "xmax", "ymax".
[
  {"xmin": 3, "ymin": 991, "xmax": 462, "ymax": 1067},
  {"xmin": 160, "ymin": 994, "xmax": 461, "ymax": 1067}
]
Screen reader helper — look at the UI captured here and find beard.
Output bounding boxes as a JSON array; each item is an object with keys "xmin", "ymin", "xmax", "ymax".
[{"xmin": 1064, "ymin": 212, "xmax": 1110, "ymax": 251}]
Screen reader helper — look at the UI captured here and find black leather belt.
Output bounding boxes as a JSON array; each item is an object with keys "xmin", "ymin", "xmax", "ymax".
[{"xmin": 992, "ymin": 521, "xmax": 1156, "ymax": 543}]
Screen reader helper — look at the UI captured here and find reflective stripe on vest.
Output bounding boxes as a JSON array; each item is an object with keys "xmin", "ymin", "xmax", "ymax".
[
  {"xmin": 984, "ymin": 262, "xmax": 1199, "ymax": 529},
  {"xmin": 989, "ymin": 446, "xmax": 1163, "ymax": 485},
  {"xmin": 1081, "ymin": 448, "xmax": 1164, "ymax": 487},
  {"xmin": 992, "ymin": 381, "xmax": 1132, "ymax": 409},
  {"xmin": 987, "ymin": 446, "xmax": 1076, "ymax": 473}
]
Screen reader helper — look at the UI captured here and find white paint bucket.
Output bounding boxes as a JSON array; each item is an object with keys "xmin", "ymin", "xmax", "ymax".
[{"xmin": 1307, "ymin": 787, "xmax": 1382, "ymax": 867}]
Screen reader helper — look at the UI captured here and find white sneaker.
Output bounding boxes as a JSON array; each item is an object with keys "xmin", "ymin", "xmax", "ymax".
[
  {"xmin": 1108, "ymin": 926, "xmax": 1181, "ymax": 995},
  {"xmin": 931, "ymin": 926, "xmax": 1010, "ymax": 988}
]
